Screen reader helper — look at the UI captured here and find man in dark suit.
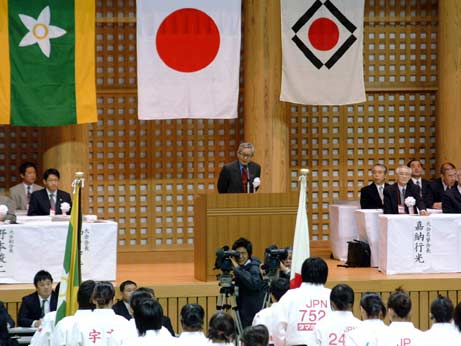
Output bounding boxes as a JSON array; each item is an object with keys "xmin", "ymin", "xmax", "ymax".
[
  {"xmin": 360, "ymin": 163, "xmax": 389, "ymax": 209},
  {"xmin": 217, "ymin": 143, "xmax": 261, "ymax": 193},
  {"xmin": 407, "ymin": 159, "xmax": 434, "ymax": 209},
  {"xmin": 112, "ymin": 280, "xmax": 137, "ymax": 320},
  {"xmin": 431, "ymin": 162, "xmax": 457, "ymax": 209},
  {"xmin": 0, "ymin": 301, "xmax": 14, "ymax": 346},
  {"xmin": 442, "ymin": 169, "xmax": 461, "ymax": 213},
  {"xmin": 18, "ymin": 270, "xmax": 58, "ymax": 327},
  {"xmin": 28, "ymin": 168, "xmax": 72, "ymax": 216},
  {"xmin": 383, "ymin": 165, "xmax": 428, "ymax": 215}
]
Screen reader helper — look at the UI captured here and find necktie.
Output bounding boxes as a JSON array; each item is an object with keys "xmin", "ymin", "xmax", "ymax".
[
  {"xmin": 378, "ymin": 186, "xmax": 384, "ymax": 202},
  {"xmin": 401, "ymin": 187, "xmax": 406, "ymax": 206},
  {"xmin": 242, "ymin": 167, "xmax": 248, "ymax": 193},
  {"xmin": 41, "ymin": 299, "xmax": 47, "ymax": 318},
  {"xmin": 49, "ymin": 193, "xmax": 56, "ymax": 211},
  {"xmin": 416, "ymin": 180, "xmax": 422, "ymax": 197},
  {"xmin": 27, "ymin": 186, "xmax": 31, "ymax": 203}
]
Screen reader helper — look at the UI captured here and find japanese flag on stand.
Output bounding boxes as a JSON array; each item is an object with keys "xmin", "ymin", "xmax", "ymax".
[
  {"xmin": 137, "ymin": 0, "xmax": 241, "ymax": 119},
  {"xmin": 280, "ymin": 0, "xmax": 366, "ymax": 105},
  {"xmin": 290, "ymin": 173, "xmax": 310, "ymax": 289}
]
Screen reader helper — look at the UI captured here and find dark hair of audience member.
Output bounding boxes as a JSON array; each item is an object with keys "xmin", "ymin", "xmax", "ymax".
[
  {"xmin": 33, "ymin": 270, "xmax": 53, "ymax": 287},
  {"xmin": 43, "ymin": 168, "xmax": 60, "ymax": 180},
  {"xmin": 207, "ymin": 312, "xmax": 236, "ymax": 343},
  {"xmin": 270, "ymin": 278, "xmax": 290, "ymax": 302},
  {"xmin": 387, "ymin": 287, "xmax": 411, "ymax": 319},
  {"xmin": 19, "ymin": 162, "xmax": 37, "ymax": 175},
  {"xmin": 440, "ymin": 162, "xmax": 456, "ymax": 174},
  {"xmin": 360, "ymin": 292, "xmax": 386, "ymax": 319},
  {"xmin": 130, "ymin": 289, "xmax": 154, "ymax": 311},
  {"xmin": 232, "ymin": 237, "xmax": 253, "ymax": 257},
  {"xmin": 136, "ymin": 286, "xmax": 156, "ymax": 297},
  {"xmin": 454, "ymin": 303, "xmax": 461, "ymax": 332},
  {"xmin": 120, "ymin": 280, "xmax": 137, "ymax": 292},
  {"xmin": 330, "ymin": 284, "xmax": 354, "ymax": 311},
  {"xmin": 78, "ymin": 280, "xmax": 96, "ymax": 310},
  {"xmin": 301, "ymin": 257, "xmax": 328, "ymax": 285},
  {"xmin": 180, "ymin": 304, "xmax": 204, "ymax": 332},
  {"xmin": 240, "ymin": 325, "xmax": 269, "ymax": 346},
  {"xmin": 92, "ymin": 281, "xmax": 115, "ymax": 308},
  {"xmin": 134, "ymin": 298, "xmax": 163, "ymax": 336},
  {"xmin": 430, "ymin": 295, "xmax": 453, "ymax": 323}
]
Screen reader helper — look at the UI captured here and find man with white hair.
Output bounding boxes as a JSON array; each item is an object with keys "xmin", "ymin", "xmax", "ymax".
[
  {"xmin": 442, "ymin": 168, "xmax": 461, "ymax": 213},
  {"xmin": 383, "ymin": 165, "xmax": 428, "ymax": 215}
]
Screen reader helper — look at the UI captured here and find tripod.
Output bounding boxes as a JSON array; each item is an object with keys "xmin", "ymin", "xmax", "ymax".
[
  {"xmin": 260, "ymin": 272, "xmax": 277, "ymax": 310},
  {"xmin": 216, "ymin": 272, "xmax": 244, "ymax": 337}
]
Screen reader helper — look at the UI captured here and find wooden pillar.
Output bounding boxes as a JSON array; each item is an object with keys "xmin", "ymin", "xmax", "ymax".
[
  {"xmin": 437, "ymin": 1, "xmax": 461, "ymax": 168},
  {"xmin": 243, "ymin": 0, "xmax": 289, "ymax": 193},
  {"xmin": 42, "ymin": 125, "xmax": 89, "ymax": 212}
]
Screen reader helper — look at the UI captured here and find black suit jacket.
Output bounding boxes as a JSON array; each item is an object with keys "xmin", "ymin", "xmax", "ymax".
[
  {"xmin": 383, "ymin": 183, "xmax": 426, "ymax": 214},
  {"xmin": 217, "ymin": 160, "xmax": 261, "ymax": 193},
  {"xmin": 442, "ymin": 186, "xmax": 461, "ymax": 213},
  {"xmin": 112, "ymin": 300, "xmax": 131, "ymax": 320},
  {"xmin": 0, "ymin": 301, "xmax": 14, "ymax": 345},
  {"xmin": 360, "ymin": 183, "xmax": 388, "ymax": 209},
  {"xmin": 17, "ymin": 291, "xmax": 58, "ymax": 327},
  {"xmin": 112, "ymin": 300, "xmax": 175, "ymax": 336},
  {"xmin": 407, "ymin": 179, "xmax": 434, "ymax": 209},
  {"xmin": 431, "ymin": 178, "xmax": 450, "ymax": 205},
  {"xmin": 27, "ymin": 189, "xmax": 72, "ymax": 216}
]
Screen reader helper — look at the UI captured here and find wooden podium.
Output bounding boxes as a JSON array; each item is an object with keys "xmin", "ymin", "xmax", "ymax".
[{"xmin": 194, "ymin": 192, "xmax": 298, "ymax": 281}]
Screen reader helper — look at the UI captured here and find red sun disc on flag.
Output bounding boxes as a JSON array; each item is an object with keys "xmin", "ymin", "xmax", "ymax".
[
  {"xmin": 156, "ymin": 8, "xmax": 220, "ymax": 73},
  {"xmin": 308, "ymin": 17, "xmax": 339, "ymax": 51}
]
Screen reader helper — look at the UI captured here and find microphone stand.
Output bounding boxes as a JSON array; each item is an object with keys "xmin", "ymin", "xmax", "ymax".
[{"xmin": 247, "ymin": 166, "xmax": 251, "ymax": 194}]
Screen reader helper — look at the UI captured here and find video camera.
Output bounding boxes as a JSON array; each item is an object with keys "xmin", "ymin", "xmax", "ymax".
[
  {"xmin": 214, "ymin": 246, "xmax": 241, "ymax": 273},
  {"xmin": 263, "ymin": 245, "xmax": 288, "ymax": 277}
]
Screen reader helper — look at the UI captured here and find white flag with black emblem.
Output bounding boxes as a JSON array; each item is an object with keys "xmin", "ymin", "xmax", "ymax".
[{"xmin": 280, "ymin": 0, "xmax": 365, "ymax": 105}]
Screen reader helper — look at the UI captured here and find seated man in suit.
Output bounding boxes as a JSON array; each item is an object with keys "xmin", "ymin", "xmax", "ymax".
[
  {"xmin": 383, "ymin": 165, "xmax": 428, "ymax": 215},
  {"xmin": 217, "ymin": 142, "xmax": 261, "ymax": 193},
  {"xmin": 407, "ymin": 159, "xmax": 434, "ymax": 209},
  {"xmin": 9, "ymin": 162, "xmax": 43, "ymax": 211},
  {"xmin": 17, "ymin": 270, "xmax": 58, "ymax": 327},
  {"xmin": 28, "ymin": 168, "xmax": 72, "ymax": 216},
  {"xmin": 431, "ymin": 162, "xmax": 457, "ymax": 209},
  {"xmin": 360, "ymin": 163, "xmax": 388, "ymax": 209},
  {"xmin": 442, "ymin": 168, "xmax": 461, "ymax": 213},
  {"xmin": 112, "ymin": 280, "xmax": 137, "ymax": 320}
]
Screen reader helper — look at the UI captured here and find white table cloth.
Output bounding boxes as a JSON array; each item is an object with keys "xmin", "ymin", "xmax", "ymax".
[
  {"xmin": 0, "ymin": 220, "xmax": 117, "ymax": 283},
  {"xmin": 329, "ymin": 203, "xmax": 360, "ymax": 261},
  {"xmin": 379, "ymin": 214, "xmax": 461, "ymax": 274}
]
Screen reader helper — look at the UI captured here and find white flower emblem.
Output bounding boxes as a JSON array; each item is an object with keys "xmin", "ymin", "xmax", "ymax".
[{"xmin": 18, "ymin": 6, "xmax": 66, "ymax": 58}]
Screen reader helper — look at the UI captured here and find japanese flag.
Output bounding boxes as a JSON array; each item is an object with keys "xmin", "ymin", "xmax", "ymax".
[
  {"xmin": 137, "ymin": 0, "xmax": 241, "ymax": 119},
  {"xmin": 280, "ymin": 0, "xmax": 366, "ymax": 105}
]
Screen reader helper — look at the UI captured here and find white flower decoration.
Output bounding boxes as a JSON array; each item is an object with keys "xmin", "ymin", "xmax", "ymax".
[
  {"xmin": 404, "ymin": 196, "xmax": 416, "ymax": 208},
  {"xmin": 18, "ymin": 6, "xmax": 66, "ymax": 58},
  {"xmin": 253, "ymin": 177, "xmax": 261, "ymax": 188}
]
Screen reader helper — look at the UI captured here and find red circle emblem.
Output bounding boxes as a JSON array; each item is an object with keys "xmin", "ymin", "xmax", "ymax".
[{"xmin": 308, "ymin": 17, "xmax": 339, "ymax": 51}]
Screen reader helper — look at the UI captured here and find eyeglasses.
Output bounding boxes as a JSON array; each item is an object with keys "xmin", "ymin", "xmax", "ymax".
[{"xmin": 238, "ymin": 152, "xmax": 253, "ymax": 159}]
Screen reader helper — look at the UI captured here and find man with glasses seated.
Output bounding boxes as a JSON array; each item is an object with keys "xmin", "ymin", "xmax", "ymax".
[
  {"xmin": 383, "ymin": 165, "xmax": 428, "ymax": 215},
  {"xmin": 217, "ymin": 143, "xmax": 261, "ymax": 193}
]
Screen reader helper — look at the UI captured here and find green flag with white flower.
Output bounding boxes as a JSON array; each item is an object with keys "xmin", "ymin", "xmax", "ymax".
[{"xmin": 0, "ymin": 0, "xmax": 97, "ymax": 126}]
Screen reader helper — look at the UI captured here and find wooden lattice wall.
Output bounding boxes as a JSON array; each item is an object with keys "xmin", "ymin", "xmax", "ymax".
[{"xmin": 0, "ymin": 0, "xmax": 438, "ymax": 256}]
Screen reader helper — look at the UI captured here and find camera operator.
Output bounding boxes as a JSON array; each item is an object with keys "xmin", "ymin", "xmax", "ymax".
[
  {"xmin": 262, "ymin": 246, "xmax": 292, "ymax": 281},
  {"xmin": 230, "ymin": 237, "xmax": 265, "ymax": 329}
]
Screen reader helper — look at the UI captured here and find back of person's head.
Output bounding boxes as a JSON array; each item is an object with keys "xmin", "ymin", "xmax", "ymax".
[
  {"xmin": 240, "ymin": 325, "xmax": 269, "ymax": 346},
  {"xmin": 180, "ymin": 304, "xmax": 204, "ymax": 331},
  {"xmin": 19, "ymin": 161, "xmax": 37, "ymax": 175},
  {"xmin": 43, "ymin": 168, "xmax": 60, "ymax": 180},
  {"xmin": 92, "ymin": 281, "xmax": 115, "ymax": 307},
  {"xmin": 430, "ymin": 295, "xmax": 454, "ymax": 323},
  {"xmin": 330, "ymin": 284, "xmax": 354, "ymax": 311},
  {"xmin": 270, "ymin": 278, "xmax": 290, "ymax": 302},
  {"xmin": 133, "ymin": 298, "xmax": 163, "ymax": 336},
  {"xmin": 301, "ymin": 257, "xmax": 328, "ymax": 285},
  {"xmin": 454, "ymin": 302, "xmax": 461, "ymax": 332},
  {"xmin": 207, "ymin": 312, "xmax": 236, "ymax": 343},
  {"xmin": 232, "ymin": 237, "xmax": 253, "ymax": 257},
  {"xmin": 130, "ymin": 289, "xmax": 154, "ymax": 311},
  {"xmin": 136, "ymin": 286, "xmax": 156, "ymax": 297},
  {"xmin": 360, "ymin": 292, "xmax": 386, "ymax": 319},
  {"xmin": 120, "ymin": 280, "xmax": 137, "ymax": 292},
  {"xmin": 33, "ymin": 270, "xmax": 53, "ymax": 287},
  {"xmin": 388, "ymin": 287, "xmax": 411, "ymax": 319},
  {"xmin": 78, "ymin": 280, "xmax": 96, "ymax": 310}
]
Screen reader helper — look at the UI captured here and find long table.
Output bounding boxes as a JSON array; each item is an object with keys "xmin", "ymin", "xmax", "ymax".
[{"xmin": 0, "ymin": 219, "xmax": 117, "ymax": 283}]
